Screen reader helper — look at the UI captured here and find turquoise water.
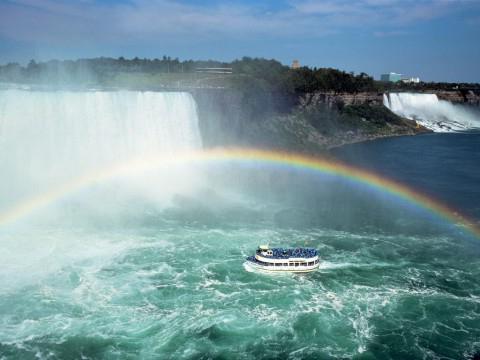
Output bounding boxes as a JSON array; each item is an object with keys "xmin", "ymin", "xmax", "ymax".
[
  {"xmin": 1, "ymin": 134, "xmax": 480, "ymax": 359},
  {"xmin": 1, "ymin": 226, "xmax": 479, "ymax": 359}
]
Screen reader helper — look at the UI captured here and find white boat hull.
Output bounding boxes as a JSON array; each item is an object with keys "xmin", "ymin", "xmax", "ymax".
[{"xmin": 244, "ymin": 260, "xmax": 319, "ymax": 273}]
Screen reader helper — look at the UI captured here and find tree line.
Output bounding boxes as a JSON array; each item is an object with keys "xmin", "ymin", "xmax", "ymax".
[{"xmin": 0, "ymin": 56, "xmax": 478, "ymax": 95}]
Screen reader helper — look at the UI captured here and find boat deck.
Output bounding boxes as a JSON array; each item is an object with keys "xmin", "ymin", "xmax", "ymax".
[{"xmin": 257, "ymin": 247, "xmax": 318, "ymax": 259}]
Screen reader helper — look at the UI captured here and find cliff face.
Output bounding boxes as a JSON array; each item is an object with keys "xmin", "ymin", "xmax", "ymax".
[
  {"xmin": 300, "ymin": 92, "xmax": 384, "ymax": 108},
  {"xmin": 435, "ymin": 90, "xmax": 480, "ymax": 105}
]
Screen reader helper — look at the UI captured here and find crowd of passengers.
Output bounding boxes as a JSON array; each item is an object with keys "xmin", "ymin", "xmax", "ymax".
[{"xmin": 257, "ymin": 248, "xmax": 318, "ymax": 259}]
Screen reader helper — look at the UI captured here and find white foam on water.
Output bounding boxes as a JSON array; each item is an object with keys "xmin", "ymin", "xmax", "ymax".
[{"xmin": 383, "ymin": 92, "xmax": 480, "ymax": 132}]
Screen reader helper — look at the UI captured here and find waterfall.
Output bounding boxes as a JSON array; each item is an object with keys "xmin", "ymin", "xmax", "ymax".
[
  {"xmin": 0, "ymin": 89, "xmax": 203, "ymax": 211},
  {"xmin": 383, "ymin": 92, "xmax": 480, "ymax": 133}
]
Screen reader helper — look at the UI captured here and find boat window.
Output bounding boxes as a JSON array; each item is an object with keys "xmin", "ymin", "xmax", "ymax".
[
  {"xmin": 295, "ymin": 263, "xmax": 299, "ymax": 267},
  {"xmin": 315, "ymin": 260, "xmax": 319, "ymax": 264},
  {"xmin": 275, "ymin": 263, "xmax": 281, "ymax": 267},
  {"xmin": 308, "ymin": 262, "xmax": 313, "ymax": 266},
  {"xmin": 289, "ymin": 263, "xmax": 293, "ymax": 266},
  {"xmin": 284, "ymin": 263, "xmax": 288, "ymax": 266}
]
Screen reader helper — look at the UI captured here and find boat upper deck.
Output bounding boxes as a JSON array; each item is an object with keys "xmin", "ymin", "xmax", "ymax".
[{"xmin": 256, "ymin": 247, "xmax": 318, "ymax": 259}]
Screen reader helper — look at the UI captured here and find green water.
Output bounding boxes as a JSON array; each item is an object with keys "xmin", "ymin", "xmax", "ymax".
[
  {"xmin": 1, "ymin": 223, "xmax": 479, "ymax": 359},
  {"xmin": 1, "ymin": 185, "xmax": 480, "ymax": 360},
  {"xmin": 2, "ymin": 133, "xmax": 480, "ymax": 359}
]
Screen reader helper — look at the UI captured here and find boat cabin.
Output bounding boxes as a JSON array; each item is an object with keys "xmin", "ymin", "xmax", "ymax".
[{"xmin": 258, "ymin": 245, "xmax": 273, "ymax": 257}]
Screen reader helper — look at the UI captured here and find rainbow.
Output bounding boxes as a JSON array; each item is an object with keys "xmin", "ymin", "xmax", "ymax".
[{"xmin": 1, "ymin": 147, "xmax": 479, "ymax": 238}]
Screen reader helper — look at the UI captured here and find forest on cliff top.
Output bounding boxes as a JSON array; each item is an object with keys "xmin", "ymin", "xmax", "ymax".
[{"xmin": 1, "ymin": 57, "xmax": 478, "ymax": 96}]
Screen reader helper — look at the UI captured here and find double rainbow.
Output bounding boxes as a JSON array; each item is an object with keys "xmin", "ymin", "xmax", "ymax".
[{"xmin": 1, "ymin": 148, "xmax": 478, "ymax": 238}]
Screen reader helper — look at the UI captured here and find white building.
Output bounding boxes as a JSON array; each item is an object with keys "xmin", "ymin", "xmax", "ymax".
[{"xmin": 401, "ymin": 77, "xmax": 420, "ymax": 84}]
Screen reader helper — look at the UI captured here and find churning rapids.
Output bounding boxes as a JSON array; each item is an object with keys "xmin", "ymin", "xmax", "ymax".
[{"xmin": 0, "ymin": 89, "xmax": 479, "ymax": 359}]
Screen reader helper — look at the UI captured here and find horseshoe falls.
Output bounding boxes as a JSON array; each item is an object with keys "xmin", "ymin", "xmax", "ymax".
[
  {"xmin": 0, "ymin": 89, "xmax": 202, "ymax": 180},
  {"xmin": 384, "ymin": 92, "xmax": 480, "ymax": 132},
  {"xmin": 0, "ymin": 89, "xmax": 203, "ymax": 213}
]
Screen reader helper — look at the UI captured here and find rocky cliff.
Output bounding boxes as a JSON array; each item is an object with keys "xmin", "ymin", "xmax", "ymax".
[
  {"xmin": 435, "ymin": 90, "xmax": 480, "ymax": 105},
  {"xmin": 300, "ymin": 92, "xmax": 384, "ymax": 108}
]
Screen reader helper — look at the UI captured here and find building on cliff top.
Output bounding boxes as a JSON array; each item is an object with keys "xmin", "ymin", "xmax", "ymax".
[
  {"xmin": 381, "ymin": 72, "xmax": 420, "ymax": 83},
  {"xmin": 401, "ymin": 77, "xmax": 420, "ymax": 84},
  {"xmin": 291, "ymin": 60, "xmax": 300, "ymax": 69},
  {"xmin": 381, "ymin": 72, "xmax": 402, "ymax": 82}
]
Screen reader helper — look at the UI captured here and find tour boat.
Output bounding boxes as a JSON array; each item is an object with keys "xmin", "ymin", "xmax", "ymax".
[{"xmin": 244, "ymin": 245, "xmax": 319, "ymax": 273}]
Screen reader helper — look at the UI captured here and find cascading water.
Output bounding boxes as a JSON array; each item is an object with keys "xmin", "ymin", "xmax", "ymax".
[
  {"xmin": 383, "ymin": 92, "xmax": 480, "ymax": 132},
  {"xmin": 0, "ymin": 89, "xmax": 203, "ymax": 213}
]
